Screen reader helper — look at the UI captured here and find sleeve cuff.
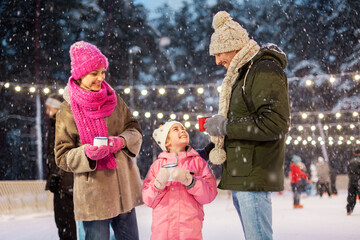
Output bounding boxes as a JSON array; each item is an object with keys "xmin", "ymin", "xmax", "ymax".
[{"xmin": 186, "ymin": 177, "xmax": 196, "ymax": 189}]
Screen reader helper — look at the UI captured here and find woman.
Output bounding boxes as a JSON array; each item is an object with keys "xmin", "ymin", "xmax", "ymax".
[{"xmin": 55, "ymin": 41, "xmax": 143, "ymax": 240}]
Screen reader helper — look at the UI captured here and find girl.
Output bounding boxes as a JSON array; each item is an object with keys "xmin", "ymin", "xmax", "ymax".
[{"xmin": 142, "ymin": 120, "xmax": 217, "ymax": 240}]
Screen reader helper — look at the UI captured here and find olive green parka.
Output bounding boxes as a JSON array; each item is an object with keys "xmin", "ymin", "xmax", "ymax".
[{"xmin": 219, "ymin": 44, "xmax": 290, "ymax": 191}]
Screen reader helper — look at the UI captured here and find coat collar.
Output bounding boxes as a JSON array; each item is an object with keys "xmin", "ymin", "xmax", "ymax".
[{"xmin": 158, "ymin": 146, "xmax": 199, "ymax": 162}]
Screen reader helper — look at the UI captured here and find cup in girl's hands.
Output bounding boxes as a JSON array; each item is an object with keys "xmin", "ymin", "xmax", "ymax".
[
  {"xmin": 93, "ymin": 137, "xmax": 108, "ymax": 147},
  {"xmin": 162, "ymin": 163, "xmax": 178, "ymax": 181},
  {"xmin": 198, "ymin": 116, "xmax": 210, "ymax": 132}
]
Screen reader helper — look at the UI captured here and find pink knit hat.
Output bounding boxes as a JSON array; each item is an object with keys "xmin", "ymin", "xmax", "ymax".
[{"xmin": 70, "ymin": 41, "xmax": 109, "ymax": 80}]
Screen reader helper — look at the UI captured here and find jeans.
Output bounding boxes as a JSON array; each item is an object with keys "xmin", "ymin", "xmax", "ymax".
[
  {"xmin": 232, "ymin": 191, "xmax": 273, "ymax": 240},
  {"xmin": 82, "ymin": 208, "xmax": 139, "ymax": 240}
]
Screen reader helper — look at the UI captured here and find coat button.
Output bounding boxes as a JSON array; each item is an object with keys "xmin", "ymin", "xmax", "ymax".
[{"xmin": 171, "ymin": 188, "xmax": 174, "ymax": 190}]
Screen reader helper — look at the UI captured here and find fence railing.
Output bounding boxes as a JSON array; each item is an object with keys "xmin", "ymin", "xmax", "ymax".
[{"xmin": 0, "ymin": 180, "xmax": 52, "ymax": 215}]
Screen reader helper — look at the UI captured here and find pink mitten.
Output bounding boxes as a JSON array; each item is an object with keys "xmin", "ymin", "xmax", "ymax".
[
  {"xmin": 172, "ymin": 167, "xmax": 193, "ymax": 186},
  {"xmin": 108, "ymin": 136, "xmax": 124, "ymax": 153},
  {"xmin": 154, "ymin": 168, "xmax": 170, "ymax": 190},
  {"xmin": 85, "ymin": 145, "xmax": 110, "ymax": 160}
]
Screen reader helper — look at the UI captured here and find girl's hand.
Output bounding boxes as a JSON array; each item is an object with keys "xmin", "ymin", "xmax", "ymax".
[
  {"xmin": 172, "ymin": 167, "xmax": 193, "ymax": 186},
  {"xmin": 154, "ymin": 168, "xmax": 170, "ymax": 190}
]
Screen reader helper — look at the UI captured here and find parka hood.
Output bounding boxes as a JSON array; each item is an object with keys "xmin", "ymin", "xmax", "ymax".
[{"xmin": 253, "ymin": 43, "xmax": 287, "ymax": 70}]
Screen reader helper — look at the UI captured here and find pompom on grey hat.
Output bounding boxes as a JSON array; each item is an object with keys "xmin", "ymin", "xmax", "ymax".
[{"xmin": 209, "ymin": 11, "xmax": 250, "ymax": 56}]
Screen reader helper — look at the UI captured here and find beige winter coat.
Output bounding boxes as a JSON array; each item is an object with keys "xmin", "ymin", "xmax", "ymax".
[{"xmin": 55, "ymin": 89, "xmax": 143, "ymax": 221}]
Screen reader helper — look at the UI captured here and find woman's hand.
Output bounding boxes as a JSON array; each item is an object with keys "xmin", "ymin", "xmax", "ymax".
[
  {"xmin": 108, "ymin": 136, "xmax": 125, "ymax": 153},
  {"xmin": 84, "ymin": 145, "xmax": 110, "ymax": 160}
]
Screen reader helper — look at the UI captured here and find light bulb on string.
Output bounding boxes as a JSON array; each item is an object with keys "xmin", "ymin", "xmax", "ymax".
[
  {"xmin": 159, "ymin": 88, "xmax": 166, "ymax": 95},
  {"xmin": 170, "ymin": 114, "xmax": 176, "ymax": 120},
  {"xmin": 29, "ymin": 87, "xmax": 36, "ymax": 93},
  {"xmin": 318, "ymin": 113, "xmax": 324, "ymax": 119},
  {"xmin": 124, "ymin": 88, "xmax": 131, "ymax": 94},
  {"xmin": 15, "ymin": 86, "xmax": 21, "ymax": 92},
  {"xmin": 43, "ymin": 88, "xmax": 50, "ymax": 94},
  {"xmin": 329, "ymin": 76, "xmax": 336, "ymax": 83},
  {"xmin": 58, "ymin": 88, "xmax": 64, "ymax": 95},
  {"xmin": 145, "ymin": 112, "xmax": 151, "ymax": 118},
  {"xmin": 133, "ymin": 111, "xmax": 139, "ymax": 117},
  {"xmin": 141, "ymin": 89, "xmax": 148, "ymax": 96},
  {"xmin": 157, "ymin": 113, "xmax": 164, "ymax": 119},
  {"xmin": 178, "ymin": 88, "xmax": 185, "ymax": 95},
  {"xmin": 4, "ymin": 83, "xmax": 10, "ymax": 88}
]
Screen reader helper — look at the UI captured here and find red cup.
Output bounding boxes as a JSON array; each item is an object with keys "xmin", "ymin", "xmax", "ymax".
[{"xmin": 198, "ymin": 117, "xmax": 209, "ymax": 132}]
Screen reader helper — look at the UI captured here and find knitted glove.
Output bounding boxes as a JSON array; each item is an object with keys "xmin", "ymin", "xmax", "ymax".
[
  {"xmin": 204, "ymin": 115, "xmax": 227, "ymax": 136},
  {"xmin": 154, "ymin": 167, "xmax": 170, "ymax": 190},
  {"xmin": 172, "ymin": 167, "xmax": 193, "ymax": 186},
  {"xmin": 85, "ymin": 145, "xmax": 110, "ymax": 160},
  {"xmin": 108, "ymin": 136, "xmax": 124, "ymax": 153}
]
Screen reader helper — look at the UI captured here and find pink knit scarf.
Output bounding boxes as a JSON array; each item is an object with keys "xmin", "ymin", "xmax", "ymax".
[{"xmin": 68, "ymin": 77, "xmax": 117, "ymax": 169}]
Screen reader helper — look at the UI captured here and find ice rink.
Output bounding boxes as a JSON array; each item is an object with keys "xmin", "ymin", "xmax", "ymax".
[{"xmin": 1, "ymin": 190, "xmax": 359, "ymax": 240}]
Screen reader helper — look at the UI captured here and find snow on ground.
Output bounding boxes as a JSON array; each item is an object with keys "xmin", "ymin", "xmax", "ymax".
[{"xmin": 0, "ymin": 190, "xmax": 359, "ymax": 240}]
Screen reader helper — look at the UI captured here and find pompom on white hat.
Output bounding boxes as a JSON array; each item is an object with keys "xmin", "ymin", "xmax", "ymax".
[
  {"xmin": 209, "ymin": 11, "xmax": 250, "ymax": 56},
  {"xmin": 153, "ymin": 121, "xmax": 183, "ymax": 152}
]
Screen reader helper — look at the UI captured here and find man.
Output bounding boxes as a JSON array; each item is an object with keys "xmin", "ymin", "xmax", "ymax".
[
  {"xmin": 346, "ymin": 150, "xmax": 360, "ymax": 215},
  {"xmin": 44, "ymin": 93, "xmax": 77, "ymax": 240},
  {"xmin": 204, "ymin": 11, "xmax": 290, "ymax": 240}
]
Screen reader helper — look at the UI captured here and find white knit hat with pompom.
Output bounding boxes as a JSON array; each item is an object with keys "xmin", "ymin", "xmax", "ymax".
[{"xmin": 209, "ymin": 11, "xmax": 250, "ymax": 55}]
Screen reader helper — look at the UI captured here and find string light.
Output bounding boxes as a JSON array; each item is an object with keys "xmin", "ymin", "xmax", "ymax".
[
  {"xmin": 43, "ymin": 88, "xmax": 50, "ymax": 94},
  {"xmin": 170, "ymin": 113, "xmax": 176, "ymax": 120},
  {"xmin": 140, "ymin": 89, "xmax": 148, "ymax": 96},
  {"xmin": 133, "ymin": 111, "xmax": 139, "ymax": 117},
  {"xmin": 1, "ymin": 71, "xmax": 359, "ymax": 147},
  {"xmin": 157, "ymin": 113, "xmax": 164, "ymax": 119},
  {"xmin": 329, "ymin": 76, "xmax": 336, "ymax": 83},
  {"xmin": 197, "ymin": 87, "xmax": 204, "ymax": 94},
  {"xmin": 144, "ymin": 112, "xmax": 151, "ymax": 118}
]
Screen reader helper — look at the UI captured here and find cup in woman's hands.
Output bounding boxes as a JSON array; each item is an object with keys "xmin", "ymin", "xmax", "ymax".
[
  {"xmin": 162, "ymin": 163, "xmax": 178, "ymax": 181},
  {"xmin": 198, "ymin": 117, "xmax": 210, "ymax": 132},
  {"xmin": 93, "ymin": 137, "xmax": 108, "ymax": 147}
]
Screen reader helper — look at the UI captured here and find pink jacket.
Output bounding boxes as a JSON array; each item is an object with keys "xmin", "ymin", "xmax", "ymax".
[{"xmin": 142, "ymin": 148, "xmax": 218, "ymax": 240}]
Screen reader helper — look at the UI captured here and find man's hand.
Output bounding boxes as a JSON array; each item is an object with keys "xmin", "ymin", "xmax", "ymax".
[{"xmin": 204, "ymin": 115, "xmax": 227, "ymax": 136}]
